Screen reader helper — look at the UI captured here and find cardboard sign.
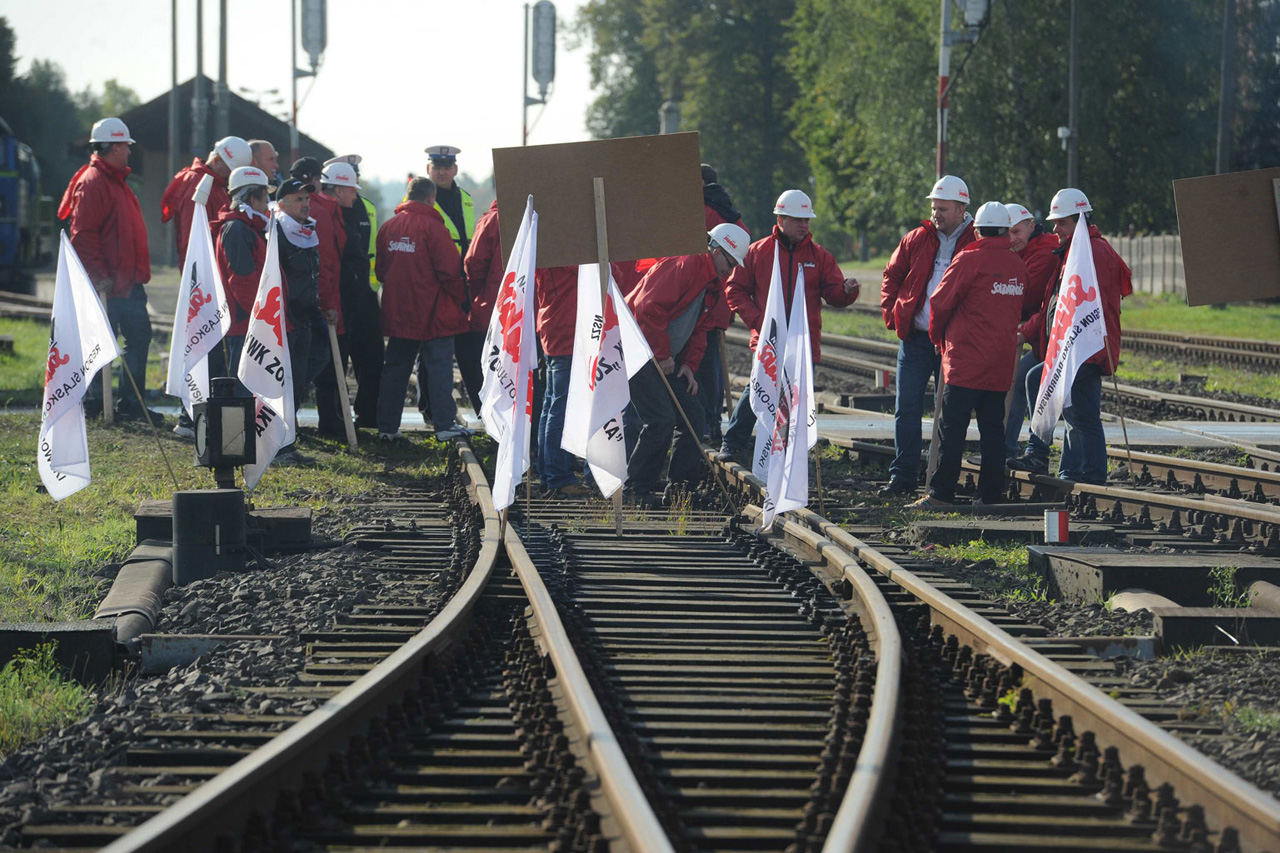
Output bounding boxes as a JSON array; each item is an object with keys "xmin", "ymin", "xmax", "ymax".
[
  {"xmin": 492, "ymin": 133, "xmax": 707, "ymax": 269},
  {"xmin": 1172, "ymin": 167, "xmax": 1280, "ymax": 307}
]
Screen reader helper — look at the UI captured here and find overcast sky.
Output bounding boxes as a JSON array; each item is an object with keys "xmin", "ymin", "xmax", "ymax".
[{"xmin": 1, "ymin": 0, "xmax": 595, "ymax": 184}]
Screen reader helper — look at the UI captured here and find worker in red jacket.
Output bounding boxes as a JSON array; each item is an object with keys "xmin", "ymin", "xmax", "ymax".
[
  {"xmin": 374, "ymin": 178, "xmax": 471, "ymax": 443},
  {"xmin": 209, "ymin": 166, "xmax": 271, "ymax": 393},
  {"xmin": 1010, "ymin": 188, "xmax": 1132, "ymax": 484},
  {"xmin": 719, "ymin": 189, "xmax": 860, "ymax": 463},
  {"xmin": 878, "ymin": 175, "xmax": 976, "ymax": 496},
  {"xmin": 463, "ymin": 199, "xmax": 503, "ymax": 338},
  {"xmin": 59, "ymin": 117, "xmax": 155, "ymax": 423},
  {"xmin": 1004, "ymin": 202, "xmax": 1063, "ymax": 460},
  {"xmin": 160, "ymin": 135, "xmax": 251, "ymax": 266},
  {"xmin": 625, "ymin": 224, "xmax": 750, "ymax": 495},
  {"xmin": 912, "ymin": 202, "xmax": 1030, "ymax": 507}
]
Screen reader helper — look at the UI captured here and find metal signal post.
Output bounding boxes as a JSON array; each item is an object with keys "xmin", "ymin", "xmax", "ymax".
[{"xmin": 523, "ymin": 1, "xmax": 556, "ymax": 146}]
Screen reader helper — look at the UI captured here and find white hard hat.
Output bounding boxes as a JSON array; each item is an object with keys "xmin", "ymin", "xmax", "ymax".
[
  {"xmin": 324, "ymin": 153, "xmax": 363, "ymax": 168},
  {"xmin": 213, "ymin": 136, "xmax": 252, "ymax": 169},
  {"xmin": 228, "ymin": 166, "xmax": 270, "ymax": 193},
  {"xmin": 708, "ymin": 223, "xmax": 751, "ymax": 266},
  {"xmin": 1047, "ymin": 188, "xmax": 1092, "ymax": 219},
  {"xmin": 1005, "ymin": 203, "xmax": 1034, "ymax": 226},
  {"xmin": 321, "ymin": 162, "xmax": 362, "ymax": 191},
  {"xmin": 974, "ymin": 201, "xmax": 1011, "ymax": 228},
  {"xmin": 926, "ymin": 175, "xmax": 970, "ymax": 204},
  {"xmin": 773, "ymin": 189, "xmax": 816, "ymax": 219},
  {"xmin": 90, "ymin": 117, "xmax": 134, "ymax": 144}
]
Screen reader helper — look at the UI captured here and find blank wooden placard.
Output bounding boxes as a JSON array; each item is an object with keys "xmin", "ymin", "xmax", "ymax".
[
  {"xmin": 492, "ymin": 133, "xmax": 706, "ymax": 269},
  {"xmin": 1172, "ymin": 167, "xmax": 1280, "ymax": 307}
]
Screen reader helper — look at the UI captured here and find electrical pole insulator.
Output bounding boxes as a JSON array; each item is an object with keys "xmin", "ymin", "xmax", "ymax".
[
  {"xmin": 532, "ymin": 1, "xmax": 556, "ymax": 99},
  {"xmin": 301, "ymin": 0, "xmax": 326, "ymax": 72}
]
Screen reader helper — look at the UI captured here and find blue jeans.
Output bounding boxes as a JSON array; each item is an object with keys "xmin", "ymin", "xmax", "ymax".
[
  {"xmin": 891, "ymin": 329, "xmax": 941, "ymax": 484},
  {"xmin": 85, "ymin": 286, "xmax": 153, "ymax": 415},
  {"xmin": 1004, "ymin": 347, "xmax": 1037, "ymax": 459},
  {"xmin": 538, "ymin": 354, "xmax": 576, "ymax": 489},
  {"xmin": 1023, "ymin": 361, "xmax": 1106, "ymax": 483}
]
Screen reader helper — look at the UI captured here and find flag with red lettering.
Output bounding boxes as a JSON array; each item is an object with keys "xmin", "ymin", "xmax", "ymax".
[
  {"xmin": 237, "ymin": 224, "xmax": 294, "ymax": 490},
  {"xmin": 1030, "ymin": 213, "xmax": 1107, "ymax": 443},
  {"xmin": 479, "ymin": 196, "xmax": 537, "ymax": 511},
  {"xmin": 749, "ymin": 244, "xmax": 789, "ymax": 479},
  {"xmin": 561, "ymin": 265, "xmax": 652, "ymax": 498},
  {"xmin": 761, "ymin": 268, "xmax": 816, "ymax": 530},
  {"xmin": 165, "ymin": 191, "xmax": 231, "ymax": 417},
  {"xmin": 38, "ymin": 233, "xmax": 122, "ymax": 500}
]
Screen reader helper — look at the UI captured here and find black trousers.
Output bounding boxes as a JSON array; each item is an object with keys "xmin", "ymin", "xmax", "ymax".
[
  {"xmin": 340, "ymin": 281, "xmax": 383, "ymax": 425},
  {"xmin": 455, "ymin": 330, "xmax": 486, "ymax": 413},
  {"xmin": 628, "ymin": 361, "xmax": 706, "ymax": 491},
  {"xmin": 930, "ymin": 383, "xmax": 1006, "ymax": 503}
]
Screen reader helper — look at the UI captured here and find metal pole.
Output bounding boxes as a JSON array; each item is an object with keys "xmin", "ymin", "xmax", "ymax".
[
  {"xmin": 215, "ymin": 0, "xmax": 229, "ymax": 140},
  {"xmin": 290, "ymin": 0, "xmax": 300, "ymax": 163},
  {"xmin": 1216, "ymin": 0, "xmax": 1236, "ymax": 174},
  {"xmin": 193, "ymin": 0, "xmax": 206, "ymax": 157},
  {"xmin": 168, "ymin": 0, "xmax": 178, "ymax": 266},
  {"xmin": 1067, "ymin": 0, "xmax": 1079, "ymax": 187},
  {"xmin": 522, "ymin": 3, "xmax": 530, "ymax": 146},
  {"xmin": 936, "ymin": 0, "xmax": 951, "ymax": 179}
]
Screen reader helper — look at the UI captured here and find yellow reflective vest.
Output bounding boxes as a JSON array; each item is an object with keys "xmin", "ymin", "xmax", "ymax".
[
  {"xmin": 435, "ymin": 187, "xmax": 475, "ymax": 254},
  {"xmin": 362, "ymin": 195, "xmax": 380, "ymax": 289}
]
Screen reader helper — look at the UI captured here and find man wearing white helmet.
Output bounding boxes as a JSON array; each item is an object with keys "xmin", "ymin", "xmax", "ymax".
[
  {"xmin": 58, "ymin": 117, "xmax": 156, "ymax": 423},
  {"xmin": 1009, "ymin": 188, "xmax": 1131, "ymax": 484},
  {"xmin": 210, "ymin": 166, "xmax": 273, "ymax": 384},
  {"xmin": 879, "ymin": 174, "xmax": 976, "ymax": 496},
  {"xmin": 625, "ymin": 224, "xmax": 749, "ymax": 496},
  {"xmin": 909, "ymin": 202, "xmax": 1029, "ymax": 508},
  {"xmin": 160, "ymin": 135, "xmax": 252, "ymax": 267},
  {"xmin": 718, "ymin": 189, "xmax": 860, "ymax": 462}
]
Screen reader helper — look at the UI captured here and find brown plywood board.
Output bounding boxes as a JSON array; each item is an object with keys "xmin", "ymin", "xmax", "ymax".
[
  {"xmin": 492, "ymin": 133, "xmax": 706, "ymax": 269},
  {"xmin": 1172, "ymin": 167, "xmax": 1280, "ymax": 307}
]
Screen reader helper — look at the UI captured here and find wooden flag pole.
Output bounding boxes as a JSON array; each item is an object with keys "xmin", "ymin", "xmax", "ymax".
[
  {"xmin": 1004, "ymin": 344, "xmax": 1023, "ymax": 424},
  {"xmin": 592, "ymin": 178, "xmax": 626, "ymax": 536},
  {"xmin": 326, "ymin": 322, "xmax": 358, "ymax": 452},
  {"xmin": 924, "ymin": 378, "xmax": 944, "ymax": 489},
  {"xmin": 118, "ymin": 356, "xmax": 180, "ymax": 491},
  {"xmin": 1103, "ymin": 337, "xmax": 1134, "ymax": 477},
  {"xmin": 717, "ymin": 329, "xmax": 734, "ymax": 417},
  {"xmin": 814, "ymin": 441, "xmax": 826, "ymax": 518}
]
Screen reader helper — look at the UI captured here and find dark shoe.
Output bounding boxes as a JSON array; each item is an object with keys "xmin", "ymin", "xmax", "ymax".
[
  {"xmin": 1007, "ymin": 454, "xmax": 1049, "ymax": 475},
  {"xmin": 909, "ymin": 494, "xmax": 952, "ymax": 509},
  {"xmin": 434, "ymin": 424, "xmax": 472, "ymax": 441},
  {"xmin": 117, "ymin": 407, "xmax": 167, "ymax": 427},
  {"xmin": 878, "ymin": 478, "xmax": 915, "ymax": 497},
  {"xmin": 378, "ymin": 431, "xmax": 404, "ymax": 443},
  {"xmin": 553, "ymin": 482, "xmax": 594, "ymax": 499},
  {"xmin": 172, "ymin": 421, "xmax": 196, "ymax": 439},
  {"xmin": 354, "ymin": 416, "xmax": 378, "ymax": 430}
]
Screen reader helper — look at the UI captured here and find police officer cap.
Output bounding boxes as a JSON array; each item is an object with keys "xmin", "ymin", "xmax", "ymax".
[
  {"xmin": 289, "ymin": 157, "xmax": 323, "ymax": 181},
  {"xmin": 324, "ymin": 153, "xmax": 363, "ymax": 168},
  {"xmin": 425, "ymin": 145, "xmax": 461, "ymax": 163},
  {"xmin": 274, "ymin": 178, "xmax": 314, "ymax": 202}
]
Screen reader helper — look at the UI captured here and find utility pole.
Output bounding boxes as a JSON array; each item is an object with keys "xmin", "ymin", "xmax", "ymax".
[
  {"xmin": 1216, "ymin": 0, "xmax": 1236, "ymax": 174},
  {"xmin": 215, "ymin": 0, "xmax": 229, "ymax": 140},
  {"xmin": 193, "ymin": 0, "xmax": 206, "ymax": 157},
  {"xmin": 169, "ymin": 0, "xmax": 179, "ymax": 265},
  {"xmin": 1067, "ymin": 0, "xmax": 1079, "ymax": 187},
  {"xmin": 523, "ymin": 1, "xmax": 556, "ymax": 145},
  {"xmin": 290, "ymin": 0, "xmax": 299, "ymax": 163},
  {"xmin": 935, "ymin": 0, "xmax": 988, "ymax": 178}
]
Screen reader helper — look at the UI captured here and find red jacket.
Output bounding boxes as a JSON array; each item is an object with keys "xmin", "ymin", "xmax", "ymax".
[
  {"xmin": 464, "ymin": 200, "xmax": 503, "ymax": 333},
  {"xmin": 705, "ymin": 205, "xmax": 746, "ymax": 232},
  {"xmin": 1019, "ymin": 231, "xmax": 1060, "ymax": 322},
  {"xmin": 211, "ymin": 207, "xmax": 268, "ymax": 337},
  {"xmin": 1020, "ymin": 224, "xmax": 1130, "ymax": 375},
  {"xmin": 161, "ymin": 159, "xmax": 230, "ymax": 268},
  {"xmin": 626, "ymin": 253, "xmax": 722, "ymax": 372},
  {"xmin": 725, "ymin": 226, "xmax": 854, "ymax": 363},
  {"xmin": 929, "ymin": 236, "xmax": 1030, "ymax": 392},
  {"xmin": 535, "ymin": 266, "xmax": 579, "ymax": 357},
  {"xmin": 61, "ymin": 155, "xmax": 150, "ymax": 297},
  {"xmin": 881, "ymin": 220, "xmax": 976, "ymax": 340},
  {"xmin": 310, "ymin": 191, "xmax": 347, "ymax": 331},
  {"xmin": 376, "ymin": 201, "xmax": 468, "ymax": 341}
]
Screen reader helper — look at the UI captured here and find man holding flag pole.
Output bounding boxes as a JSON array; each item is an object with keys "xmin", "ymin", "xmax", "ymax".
[{"xmin": 1012, "ymin": 188, "xmax": 1131, "ymax": 485}]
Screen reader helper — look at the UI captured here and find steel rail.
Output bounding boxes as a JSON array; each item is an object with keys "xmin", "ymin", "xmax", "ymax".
[
  {"xmin": 503, "ymin": 524, "xmax": 675, "ymax": 853},
  {"xmin": 101, "ymin": 444, "xmax": 503, "ymax": 853},
  {"xmin": 740, "ymin": 504, "xmax": 904, "ymax": 853},
  {"xmin": 1106, "ymin": 446, "xmax": 1280, "ymax": 496}
]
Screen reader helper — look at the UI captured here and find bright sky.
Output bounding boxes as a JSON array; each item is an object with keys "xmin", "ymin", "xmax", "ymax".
[{"xmin": 0, "ymin": 0, "xmax": 595, "ymax": 185}]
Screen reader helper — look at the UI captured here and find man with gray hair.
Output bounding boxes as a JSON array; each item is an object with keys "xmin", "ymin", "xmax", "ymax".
[{"xmin": 248, "ymin": 139, "xmax": 280, "ymax": 184}]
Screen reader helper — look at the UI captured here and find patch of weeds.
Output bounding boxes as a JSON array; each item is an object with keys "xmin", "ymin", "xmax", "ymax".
[
  {"xmin": 1168, "ymin": 645, "xmax": 1207, "ymax": 662},
  {"xmin": 1207, "ymin": 566, "xmax": 1251, "ymax": 609},
  {"xmin": 666, "ymin": 489, "xmax": 694, "ymax": 536},
  {"xmin": 0, "ymin": 643, "xmax": 94, "ymax": 757},
  {"xmin": 996, "ymin": 688, "xmax": 1018, "ymax": 712},
  {"xmin": 928, "ymin": 538, "xmax": 1047, "ymax": 601},
  {"xmin": 1234, "ymin": 706, "xmax": 1280, "ymax": 734}
]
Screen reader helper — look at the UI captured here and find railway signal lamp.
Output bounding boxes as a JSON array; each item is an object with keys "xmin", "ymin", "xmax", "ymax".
[{"xmin": 193, "ymin": 376, "xmax": 256, "ymax": 489}]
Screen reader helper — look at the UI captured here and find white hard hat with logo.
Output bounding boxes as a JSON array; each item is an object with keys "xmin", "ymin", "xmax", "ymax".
[
  {"xmin": 1047, "ymin": 188, "xmax": 1092, "ymax": 219},
  {"xmin": 926, "ymin": 175, "xmax": 970, "ymax": 204},
  {"xmin": 324, "ymin": 153, "xmax": 363, "ymax": 168},
  {"xmin": 213, "ymin": 136, "xmax": 252, "ymax": 170},
  {"xmin": 228, "ymin": 166, "xmax": 270, "ymax": 193},
  {"xmin": 974, "ymin": 201, "xmax": 1012, "ymax": 228},
  {"xmin": 708, "ymin": 223, "xmax": 751, "ymax": 266},
  {"xmin": 321, "ymin": 162, "xmax": 362, "ymax": 191},
  {"xmin": 1005, "ymin": 203, "xmax": 1034, "ymax": 226},
  {"xmin": 90, "ymin": 117, "xmax": 135, "ymax": 144},
  {"xmin": 773, "ymin": 189, "xmax": 816, "ymax": 219}
]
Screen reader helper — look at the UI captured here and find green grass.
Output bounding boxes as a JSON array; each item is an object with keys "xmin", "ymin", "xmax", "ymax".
[
  {"xmin": 1115, "ymin": 350, "xmax": 1280, "ymax": 402},
  {"xmin": 819, "ymin": 308, "xmax": 899, "ymax": 343},
  {"xmin": 1121, "ymin": 293, "xmax": 1280, "ymax": 341},
  {"xmin": 928, "ymin": 538, "xmax": 1048, "ymax": 601},
  {"xmin": 0, "ymin": 643, "xmax": 93, "ymax": 757},
  {"xmin": 1234, "ymin": 705, "xmax": 1280, "ymax": 734}
]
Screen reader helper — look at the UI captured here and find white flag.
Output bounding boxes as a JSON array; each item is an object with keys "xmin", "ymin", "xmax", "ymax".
[
  {"xmin": 1030, "ymin": 213, "xmax": 1108, "ymax": 443},
  {"xmin": 760, "ymin": 267, "xmax": 816, "ymax": 531},
  {"xmin": 479, "ymin": 196, "xmax": 538, "ymax": 512},
  {"xmin": 165, "ymin": 183, "xmax": 232, "ymax": 418},
  {"xmin": 749, "ymin": 244, "xmax": 789, "ymax": 479},
  {"xmin": 38, "ymin": 232, "xmax": 121, "ymax": 501},
  {"xmin": 236, "ymin": 223, "xmax": 294, "ymax": 490},
  {"xmin": 561, "ymin": 265, "xmax": 653, "ymax": 498}
]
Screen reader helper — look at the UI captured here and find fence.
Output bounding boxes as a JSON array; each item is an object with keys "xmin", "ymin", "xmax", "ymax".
[{"xmin": 1104, "ymin": 233, "xmax": 1184, "ymax": 298}]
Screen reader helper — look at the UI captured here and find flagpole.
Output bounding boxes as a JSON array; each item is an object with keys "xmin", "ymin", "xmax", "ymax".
[
  {"xmin": 1004, "ymin": 344, "xmax": 1023, "ymax": 424},
  {"xmin": 119, "ymin": 357, "xmax": 181, "ymax": 491},
  {"xmin": 97, "ymin": 284, "xmax": 114, "ymax": 423},
  {"xmin": 326, "ymin": 321, "xmax": 358, "ymax": 452},
  {"xmin": 814, "ymin": 441, "xmax": 826, "ymax": 518},
  {"xmin": 717, "ymin": 329, "xmax": 734, "ymax": 417},
  {"xmin": 1103, "ymin": 337, "xmax": 1134, "ymax": 478},
  {"xmin": 591, "ymin": 178, "xmax": 629, "ymax": 535},
  {"xmin": 924, "ymin": 377, "xmax": 943, "ymax": 489}
]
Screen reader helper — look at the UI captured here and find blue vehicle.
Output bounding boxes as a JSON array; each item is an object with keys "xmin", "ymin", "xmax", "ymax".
[{"xmin": 0, "ymin": 115, "xmax": 54, "ymax": 288}]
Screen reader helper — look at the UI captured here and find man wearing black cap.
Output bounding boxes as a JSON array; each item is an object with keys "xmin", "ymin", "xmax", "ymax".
[{"xmin": 273, "ymin": 177, "xmax": 325, "ymax": 466}]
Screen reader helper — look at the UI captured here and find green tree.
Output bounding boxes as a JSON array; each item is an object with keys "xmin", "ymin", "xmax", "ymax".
[
  {"xmin": 74, "ymin": 79, "xmax": 141, "ymax": 128},
  {"xmin": 1233, "ymin": 0, "xmax": 1280, "ymax": 172}
]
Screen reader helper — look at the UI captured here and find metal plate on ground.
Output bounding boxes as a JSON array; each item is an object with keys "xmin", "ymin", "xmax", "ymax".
[{"xmin": 1029, "ymin": 546, "xmax": 1280, "ymax": 606}]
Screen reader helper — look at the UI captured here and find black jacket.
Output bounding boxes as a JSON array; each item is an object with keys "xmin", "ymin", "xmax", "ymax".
[{"xmin": 277, "ymin": 222, "xmax": 321, "ymax": 325}]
